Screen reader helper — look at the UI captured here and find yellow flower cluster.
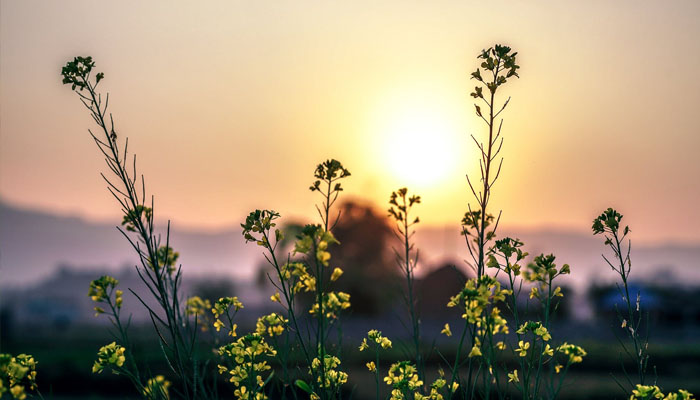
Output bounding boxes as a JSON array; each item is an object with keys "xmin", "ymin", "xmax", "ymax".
[
  {"xmin": 143, "ymin": 375, "xmax": 172, "ymax": 399},
  {"xmin": 280, "ymin": 262, "xmax": 316, "ymax": 294},
  {"xmin": 185, "ymin": 296, "xmax": 212, "ymax": 331},
  {"xmin": 186, "ymin": 296, "xmax": 211, "ymax": 316},
  {"xmin": 294, "ymin": 225, "xmax": 340, "ymax": 267},
  {"xmin": 480, "ymin": 306, "xmax": 509, "ymax": 336},
  {"xmin": 150, "ymin": 245, "xmax": 179, "ymax": 274},
  {"xmin": 88, "ymin": 275, "xmax": 122, "ymax": 315},
  {"xmin": 0, "ymin": 353, "xmax": 38, "ymax": 400},
  {"xmin": 217, "ymin": 334, "xmax": 276, "ymax": 400},
  {"xmin": 92, "ymin": 342, "xmax": 126, "ymax": 374},
  {"xmin": 447, "ymin": 276, "xmax": 511, "ymax": 324},
  {"xmin": 556, "ymin": 343, "xmax": 587, "ymax": 364},
  {"xmin": 516, "ymin": 321, "xmax": 552, "ymax": 341},
  {"xmin": 413, "ymin": 377, "xmax": 458, "ymax": 400},
  {"xmin": 359, "ymin": 330, "xmax": 392, "ymax": 351},
  {"xmin": 310, "ymin": 355, "xmax": 348, "ymax": 389},
  {"xmin": 523, "ymin": 254, "xmax": 569, "ymax": 284},
  {"xmin": 254, "ymin": 313, "xmax": 287, "ymax": 337},
  {"xmin": 308, "ymin": 291, "xmax": 351, "ymax": 319},
  {"xmin": 468, "ymin": 340, "xmax": 482, "ymax": 358},
  {"xmin": 120, "ymin": 205, "xmax": 152, "ymax": 233},
  {"xmin": 529, "ymin": 285, "xmax": 564, "ymax": 301},
  {"xmin": 212, "ymin": 297, "xmax": 244, "ymax": 336},
  {"xmin": 384, "ymin": 361, "xmax": 423, "ymax": 400},
  {"xmin": 241, "ymin": 209, "xmax": 281, "ymax": 249},
  {"xmin": 630, "ymin": 384, "xmax": 694, "ymax": 400}
]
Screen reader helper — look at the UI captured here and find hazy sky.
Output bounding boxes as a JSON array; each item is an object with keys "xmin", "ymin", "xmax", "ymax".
[{"xmin": 2, "ymin": 1, "xmax": 699, "ymax": 243}]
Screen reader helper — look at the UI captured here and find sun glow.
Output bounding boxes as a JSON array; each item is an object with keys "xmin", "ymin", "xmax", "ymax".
[{"xmin": 379, "ymin": 104, "xmax": 461, "ymax": 188}]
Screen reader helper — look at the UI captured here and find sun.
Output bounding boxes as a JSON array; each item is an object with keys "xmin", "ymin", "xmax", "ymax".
[{"xmin": 379, "ymin": 105, "xmax": 460, "ymax": 188}]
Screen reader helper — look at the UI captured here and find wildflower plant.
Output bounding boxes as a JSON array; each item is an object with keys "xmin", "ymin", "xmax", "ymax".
[
  {"xmin": 592, "ymin": 208, "xmax": 649, "ymax": 392},
  {"xmin": 359, "ymin": 330, "xmax": 393, "ymax": 399},
  {"xmin": 143, "ymin": 376, "xmax": 173, "ymax": 400},
  {"xmin": 63, "ymin": 56, "xmax": 222, "ymax": 399},
  {"xmin": 384, "ymin": 361, "xmax": 423, "ymax": 400},
  {"xmin": 463, "ymin": 44, "xmax": 519, "ymax": 277},
  {"xmin": 593, "ymin": 208, "xmax": 693, "ymax": 398},
  {"xmin": 212, "ymin": 296, "xmax": 244, "ymax": 337},
  {"xmin": 0, "ymin": 353, "xmax": 41, "ymax": 400},
  {"xmin": 629, "ymin": 385, "xmax": 695, "ymax": 400},
  {"xmin": 240, "ymin": 160, "xmax": 352, "ymax": 400},
  {"xmin": 427, "ymin": 45, "xmax": 588, "ymax": 400},
  {"xmin": 217, "ymin": 334, "xmax": 277, "ymax": 400},
  {"xmin": 388, "ymin": 188, "xmax": 425, "ymax": 380}
]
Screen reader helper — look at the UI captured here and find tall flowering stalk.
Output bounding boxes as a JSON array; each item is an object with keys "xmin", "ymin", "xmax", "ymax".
[
  {"xmin": 241, "ymin": 160, "xmax": 351, "ymax": 400},
  {"xmin": 63, "ymin": 56, "xmax": 207, "ymax": 399},
  {"xmin": 592, "ymin": 208, "xmax": 649, "ymax": 393},
  {"xmin": 593, "ymin": 209, "xmax": 694, "ymax": 398},
  {"xmin": 445, "ymin": 44, "xmax": 520, "ymax": 400},
  {"xmin": 463, "ymin": 44, "xmax": 519, "ymax": 278},
  {"xmin": 441, "ymin": 45, "xmax": 587, "ymax": 400},
  {"xmin": 388, "ymin": 188, "xmax": 424, "ymax": 381}
]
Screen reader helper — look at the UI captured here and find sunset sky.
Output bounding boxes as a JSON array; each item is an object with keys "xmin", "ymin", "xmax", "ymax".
[{"xmin": 2, "ymin": 1, "xmax": 699, "ymax": 244}]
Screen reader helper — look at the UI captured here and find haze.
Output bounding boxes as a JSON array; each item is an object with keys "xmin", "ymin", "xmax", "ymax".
[{"xmin": 2, "ymin": 1, "xmax": 699, "ymax": 244}]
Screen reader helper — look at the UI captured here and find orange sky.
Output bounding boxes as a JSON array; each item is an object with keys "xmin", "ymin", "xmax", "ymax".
[{"xmin": 1, "ymin": 1, "xmax": 699, "ymax": 243}]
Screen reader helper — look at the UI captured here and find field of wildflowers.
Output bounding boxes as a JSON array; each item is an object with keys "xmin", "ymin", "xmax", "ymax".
[{"xmin": 0, "ymin": 45, "xmax": 694, "ymax": 400}]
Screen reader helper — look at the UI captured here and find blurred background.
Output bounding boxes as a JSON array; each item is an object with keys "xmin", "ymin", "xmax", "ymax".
[{"xmin": 2, "ymin": 1, "xmax": 699, "ymax": 399}]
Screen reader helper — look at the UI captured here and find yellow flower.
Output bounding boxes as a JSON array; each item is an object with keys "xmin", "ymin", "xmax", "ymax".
[
  {"xmin": 496, "ymin": 341, "xmax": 506, "ymax": 350},
  {"xmin": 359, "ymin": 338, "xmax": 369, "ymax": 352},
  {"xmin": 441, "ymin": 323, "xmax": 452, "ymax": 337},
  {"xmin": 270, "ymin": 292, "xmax": 281, "ymax": 303},
  {"xmin": 330, "ymin": 267, "xmax": 344, "ymax": 282},
  {"xmin": 365, "ymin": 330, "xmax": 392, "ymax": 349},
  {"xmin": 366, "ymin": 361, "xmax": 376, "ymax": 372},
  {"xmin": 468, "ymin": 346, "xmax": 482, "ymax": 358},
  {"xmin": 517, "ymin": 341, "xmax": 530, "ymax": 357},
  {"xmin": 543, "ymin": 344, "xmax": 554, "ymax": 356},
  {"xmin": 379, "ymin": 337, "xmax": 392, "ymax": 349},
  {"xmin": 229, "ymin": 323, "xmax": 238, "ymax": 337},
  {"xmin": 10, "ymin": 385, "xmax": 26, "ymax": 400},
  {"xmin": 115, "ymin": 290, "xmax": 123, "ymax": 308},
  {"xmin": 553, "ymin": 286, "xmax": 563, "ymax": 297},
  {"xmin": 143, "ymin": 375, "xmax": 171, "ymax": 399},
  {"xmin": 529, "ymin": 287, "xmax": 539, "ymax": 299},
  {"xmin": 93, "ymin": 342, "xmax": 126, "ymax": 374},
  {"xmin": 214, "ymin": 319, "xmax": 224, "ymax": 332},
  {"xmin": 534, "ymin": 325, "xmax": 551, "ymax": 341},
  {"xmin": 451, "ymin": 382, "xmax": 459, "ymax": 392},
  {"xmin": 621, "ymin": 319, "xmax": 627, "ymax": 328},
  {"xmin": 557, "ymin": 343, "xmax": 587, "ymax": 364},
  {"xmin": 555, "ymin": 364, "xmax": 563, "ymax": 374},
  {"xmin": 508, "ymin": 369, "xmax": 519, "ymax": 383}
]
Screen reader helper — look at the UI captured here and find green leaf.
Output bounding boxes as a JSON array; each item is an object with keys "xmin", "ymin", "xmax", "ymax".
[{"xmin": 295, "ymin": 380, "xmax": 312, "ymax": 394}]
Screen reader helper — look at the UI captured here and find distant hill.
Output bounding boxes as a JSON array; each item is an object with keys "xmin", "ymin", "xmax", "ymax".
[
  {"xmin": 0, "ymin": 201, "xmax": 261, "ymax": 287},
  {"xmin": 1, "ymin": 200, "xmax": 699, "ymax": 291}
]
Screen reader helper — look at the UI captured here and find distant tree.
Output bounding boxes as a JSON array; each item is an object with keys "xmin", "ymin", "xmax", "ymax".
[{"xmin": 328, "ymin": 200, "xmax": 401, "ymax": 315}]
